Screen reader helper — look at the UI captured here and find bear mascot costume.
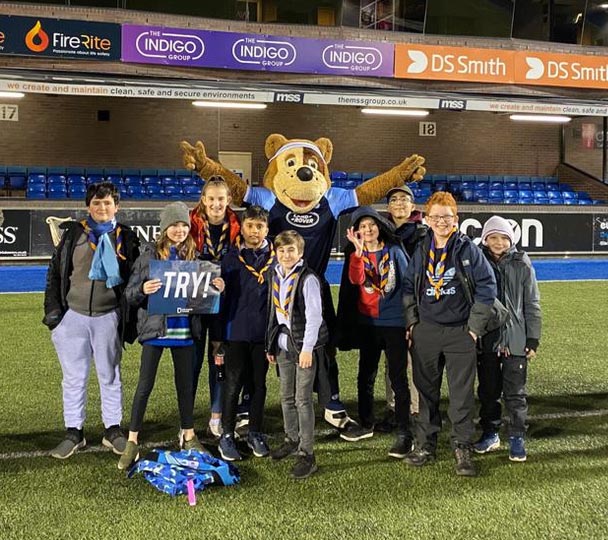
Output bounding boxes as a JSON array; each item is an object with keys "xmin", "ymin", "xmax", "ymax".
[{"xmin": 181, "ymin": 134, "xmax": 425, "ymax": 432}]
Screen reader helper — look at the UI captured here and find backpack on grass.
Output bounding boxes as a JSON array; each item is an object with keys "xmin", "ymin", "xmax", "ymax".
[{"xmin": 128, "ymin": 449, "xmax": 240, "ymax": 497}]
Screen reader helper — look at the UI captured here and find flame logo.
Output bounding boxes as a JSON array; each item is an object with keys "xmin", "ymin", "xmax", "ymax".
[{"xmin": 25, "ymin": 21, "xmax": 50, "ymax": 53}]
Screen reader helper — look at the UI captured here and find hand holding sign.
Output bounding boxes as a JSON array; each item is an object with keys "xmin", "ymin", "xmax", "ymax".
[{"xmin": 143, "ymin": 279, "xmax": 163, "ymax": 295}]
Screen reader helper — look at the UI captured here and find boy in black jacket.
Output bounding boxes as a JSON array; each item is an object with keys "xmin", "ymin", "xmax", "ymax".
[
  {"xmin": 43, "ymin": 182, "xmax": 140, "ymax": 459},
  {"xmin": 266, "ymin": 230, "xmax": 328, "ymax": 480},
  {"xmin": 218, "ymin": 206, "xmax": 275, "ymax": 462}
]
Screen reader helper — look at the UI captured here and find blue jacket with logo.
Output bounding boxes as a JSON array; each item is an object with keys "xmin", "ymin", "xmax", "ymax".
[{"xmin": 403, "ymin": 229, "xmax": 497, "ymax": 336}]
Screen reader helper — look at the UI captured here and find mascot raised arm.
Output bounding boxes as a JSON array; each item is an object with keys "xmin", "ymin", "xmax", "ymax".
[{"xmin": 181, "ymin": 134, "xmax": 425, "ymax": 433}]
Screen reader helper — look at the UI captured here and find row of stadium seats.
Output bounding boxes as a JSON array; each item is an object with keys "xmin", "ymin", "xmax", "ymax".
[{"xmin": 26, "ymin": 183, "xmax": 203, "ymax": 200}]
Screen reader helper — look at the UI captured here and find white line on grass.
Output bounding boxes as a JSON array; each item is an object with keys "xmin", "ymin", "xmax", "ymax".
[{"xmin": 2, "ymin": 408, "xmax": 608, "ymax": 461}]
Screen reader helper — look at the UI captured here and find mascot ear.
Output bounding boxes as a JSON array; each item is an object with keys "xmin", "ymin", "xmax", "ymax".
[
  {"xmin": 265, "ymin": 134, "xmax": 289, "ymax": 160},
  {"xmin": 314, "ymin": 138, "xmax": 333, "ymax": 165}
]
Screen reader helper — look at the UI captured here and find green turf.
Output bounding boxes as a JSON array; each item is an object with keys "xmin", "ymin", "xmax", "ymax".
[{"xmin": 1, "ymin": 283, "xmax": 607, "ymax": 540}]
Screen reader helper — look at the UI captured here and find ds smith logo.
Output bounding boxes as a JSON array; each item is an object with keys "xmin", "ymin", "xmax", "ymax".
[
  {"xmin": 274, "ymin": 92, "xmax": 304, "ymax": 103},
  {"xmin": 407, "ymin": 49, "xmax": 507, "ymax": 76},
  {"xmin": 25, "ymin": 20, "xmax": 50, "ymax": 53}
]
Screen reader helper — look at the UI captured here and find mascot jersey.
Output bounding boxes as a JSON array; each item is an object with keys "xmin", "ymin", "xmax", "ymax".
[{"xmin": 244, "ymin": 187, "xmax": 357, "ymax": 275}]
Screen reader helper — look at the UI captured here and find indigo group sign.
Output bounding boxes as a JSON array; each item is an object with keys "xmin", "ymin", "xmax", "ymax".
[
  {"xmin": 148, "ymin": 260, "xmax": 221, "ymax": 315},
  {"xmin": 0, "ymin": 15, "xmax": 120, "ymax": 60},
  {"xmin": 121, "ymin": 24, "xmax": 394, "ymax": 77}
]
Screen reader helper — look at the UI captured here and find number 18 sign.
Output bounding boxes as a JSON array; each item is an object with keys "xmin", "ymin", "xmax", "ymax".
[{"xmin": 148, "ymin": 260, "xmax": 221, "ymax": 315}]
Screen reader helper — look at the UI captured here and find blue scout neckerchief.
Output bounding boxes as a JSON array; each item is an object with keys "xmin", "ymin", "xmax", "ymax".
[{"xmin": 82, "ymin": 216, "xmax": 125, "ymax": 288}]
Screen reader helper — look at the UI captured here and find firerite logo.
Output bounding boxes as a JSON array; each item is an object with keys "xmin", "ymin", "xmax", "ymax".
[{"xmin": 25, "ymin": 20, "xmax": 50, "ymax": 53}]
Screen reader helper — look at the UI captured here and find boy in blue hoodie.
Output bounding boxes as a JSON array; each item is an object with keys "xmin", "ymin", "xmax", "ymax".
[
  {"xmin": 473, "ymin": 215, "xmax": 541, "ymax": 462},
  {"xmin": 217, "ymin": 206, "xmax": 275, "ymax": 462}
]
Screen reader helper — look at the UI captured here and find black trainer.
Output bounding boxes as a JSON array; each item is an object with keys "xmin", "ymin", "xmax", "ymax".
[
  {"xmin": 374, "ymin": 411, "xmax": 397, "ymax": 434},
  {"xmin": 339, "ymin": 424, "xmax": 374, "ymax": 442},
  {"xmin": 388, "ymin": 434, "xmax": 413, "ymax": 459},
  {"xmin": 404, "ymin": 447, "xmax": 436, "ymax": 467},
  {"xmin": 270, "ymin": 438, "xmax": 299, "ymax": 461},
  {"xmin": 291, "ymin": 453, "xmax": 318, "ymax": 480},
  {"xmin": 454, "ymin": 445, "xmax": 477, "ymax": 477}
]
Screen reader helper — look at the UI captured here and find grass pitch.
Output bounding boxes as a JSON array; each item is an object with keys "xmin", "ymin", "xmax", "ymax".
[{"xmin": 0, "ymin": 282, "xmax": 607, "ymax": 540}]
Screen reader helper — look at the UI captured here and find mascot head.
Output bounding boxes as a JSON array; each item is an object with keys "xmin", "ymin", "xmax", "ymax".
[{"xmin": 263, "ymin": 133, "xmax": 333, "ymax": 214}]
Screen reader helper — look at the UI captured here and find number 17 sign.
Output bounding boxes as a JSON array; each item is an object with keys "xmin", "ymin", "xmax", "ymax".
[{"xmin": 148, "ymin": 260, "xmax": 221, "ymax": 315}]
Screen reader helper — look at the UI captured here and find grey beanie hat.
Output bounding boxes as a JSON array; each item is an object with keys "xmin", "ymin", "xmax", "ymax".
[
  {"xmin": 481, "ymin": 215, "xmax": 515, "ymax": 245},
  {"xmin": 159, "ymin": 202, "xmax": 190, "ymax": 235}
]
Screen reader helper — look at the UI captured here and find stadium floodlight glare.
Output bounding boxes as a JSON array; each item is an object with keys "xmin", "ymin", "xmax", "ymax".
[
  {"xmin": 600, "ymin": 3, "xmax": 608, "ymax": 9},
  {"xmin": 192, "ymin": 101, "xmax": 267, "ymax": 109},
  {"xmin": 509, "ymin": 114, "xmax": 572, "ymax": 123},
  {"xmin": 362, "ymin": 108, "xmax": 429, "ymax": 116},
  {"xmin": 0, "ymin": 91, "xmax": 25, "ymax": 99}
]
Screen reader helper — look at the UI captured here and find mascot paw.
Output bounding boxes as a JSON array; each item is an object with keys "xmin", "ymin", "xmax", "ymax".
[
  {"xmin": 398, "ymin": 154, "xmax": 426, "ymax": 183},
  {"xmin": 180, "ymin": 140, "xmax": 214, "ymax": 175}
]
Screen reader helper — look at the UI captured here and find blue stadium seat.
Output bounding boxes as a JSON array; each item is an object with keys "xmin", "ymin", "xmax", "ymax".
[
  {"xmin": 180, "ymin": 176, "xmax": 198, "ymax": 186},
  {"xmin": 578, "ymin": 199, "xmax": 592, "ymax": 205},
  {"xmin": 516, "ymin": 176, "xmax": 531, "ymax": 183},
  {"xmin": 47, "ymin": 174, "xmax": 66, "ymax": 185},
  {"xmin": 490, "ymin": 181, "xmax": 504, "ymax": 189},
  {"xmin": 489, "ymin": 189, "xmax": 504, "ymax": 199},
  {"xmin": 519, "ymin": 189, "xmax": 533, "ymax": 200},
  {"xmin": 348, "ymin": 172, "xmax": 363, "ymax": 183},
  {"xmin": 460, "ymin": 174, "xmax": 475, "ymax": 183},
  {"xmin": 68, "ymin": 185, "xmax": 87, "ymax": 198},
  {"xmin": 460, "ymin": 181, "xmax": 474, "ymax": 190},
  {"xmin": 48, "ymin": 184, "xmax": 68, "ymax": 199},
  {"xmin": 27, "ymin": 173, "xmax": 46, "ymax": 185},
  {"xmin": 140, "ymin": 168, "xmax": 158, "ymax": 177},
  {"xmin": 489, "ymin": 195, "xmax": 505, "ymax": 204},
  {"xmin": 331, "ymin": 171, "xmax": 347, "ymax": 182},
  {"xmin": 447, "ymin": 174, "xmax": 461, "ymax": 182},
  {"xmin": 362, "ymin": 173, "xmax": 376, "ymax": 181},
  {"xmin": 559, "ymin": 183, "xmax": 573, "ymax": 191},
  {"xmin": 86, "ymin": 167, "xmax": 104, "ymax": 177},
  {"xmin": 47, "ymin": 167, "xmax": 66, "ymax": 175},
  {"xmin": 122, "ymin": 168, "xmax": 141, "ymax": 177},
  {"xmin": 532, "ymin": 181, "xmax": 546, "ymax": 190},
  {"xmin": 104, "ymin": 168, "xmax": 122, "ymax": 177},
  {"xmin": 146, "ymin": 185, "xmax": 165, "ymax": 199},
  {"xmin": 533, "ymin": 190, "xmax": 547, "ymax": 199},
  {"xmin": 505, "ymin": 181, "xmax": 518, "ymax": 190},
  {"xmin": 142, "ymin": 176, "xmax": 161, "ymax": 187},
  {"xmin": 547, "ymin": 190, "xmax": 561, "ymax": 199},
  {"xmin": 562, "ymin": 198, "xmax": 577, "ymax": 205},
  {"xmin": 433, "ymin": 181, "xmax": 447, "ymax": 192},
  {"xmin": 27, "ymin": 184, "xmax": 46, "ymax": 199},
  {"xmin": 87, "ymin": 174, "xmax": 104, "ymax": 185},
  {"xmin": 503, "ymin": 198, "xmax": 518, "ymax": 204},
  {"xmin": 548, "ymin": 198, "xmax": 563, "ymax": 205},
  {"xmin": 488, "ymin": 175, "xmax": 503, "ymax": 184},
  {"xmin": 561, "ymin": 191, "xmax": 577, "ymax": 200},
  {"xmin": 67, "ymin": 174, "xmax": 86, "ymax": 186},
  {"xmin": 174, "ymin": 168, "xmax": 193, "ymax": 178},
  {"xmin": 578, "ymin": 191, "xmax": 591, "ymax": 200},
  {"xmin": 157, "ymin": 168, "xmax": 175, "ymax": 177},
  {"xmin": 504, "ymin": 189, "xmax": 518, "ymax": 200},
  {"xmin": 164, "ymin": 185, "xmax": 184, "ymax": 199},
  {"xmin": 124, "ymin": 175, "xmax": 142, "ymax": 187},
  {"xmin": 126, "ymin": 186, "xmax": 146, "ymax": 199},
  {"xmin": 518, "ymin": 182, "xmax": 532, "ymax": 190},
  {"xmin": 474, "ymin": 181, "xmax": 488, "ymax": 190},
  {"xmin": 546, "ymin": 182, "xmax": 559, "ymax": 191},
  {"xmin": 66, "ymin": 167, "xmax": 85, "ymax": 176},
  {"xmin": 160, "ymin": 176, "xmax": 180, "ymax": 187},
  {"xmin": 503, "ymin": 175, "xmax": 518, "ymax": 184},
  {"xmin": 474, "ymin": 189, "xmax": 489, "ymax": 201},
  {"xmin": 419, "ymin": 181, "xmax": 432, "ymax": 191},
  {"xmin": 448, "ymin": 182, "xmax": 462, "ymax": 195},
  {"xmin": 461, "ymin": 189, "xmax": 475, "ymax": 202},
  {"xmin": 474, "ymin": 174, "xmax": 490, "ymax": 182},
  {"xmin": 106, "ymin": 175, "xmax": 123, "ymax": 186},
  {"xmin": 183, "ymin": 185, "xmax": 202, "ymax": 200}
]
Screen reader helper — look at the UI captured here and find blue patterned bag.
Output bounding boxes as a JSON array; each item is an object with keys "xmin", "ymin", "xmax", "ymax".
[{"xmin": 127, "ymin": 449, "xmax": 240, "ymax": 497}]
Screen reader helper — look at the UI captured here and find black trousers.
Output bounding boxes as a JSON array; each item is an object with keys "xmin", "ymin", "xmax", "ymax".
[
  {"xmin": 410, "ymin": 320, "xmax": 477, "ymax": 450},
  {"xmin": 129, "ymin": 344, "xmax": 195, "ymax": 433},
  {"xmin": 477, "ymin": 351, "xmax": 528, "ymax": 436},
  {"xmin": 358, "ymin": 325, "xmax": 412, "ymax": 437},
  {"xmin": 222, "ymin": 341, "xmax": 269, "ymax": 435},
  {"xmin": 318, "ymin": 278, "xmax": 341, "ymax": 406}
]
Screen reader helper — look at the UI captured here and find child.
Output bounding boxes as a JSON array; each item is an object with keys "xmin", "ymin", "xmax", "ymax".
[
  {"xmin": 118, "ymin": 202, "xmax": 223, "ymax": 470},
  {"xmin": 189, "ymin": 176, "xmax": 240, "ymax": 437},
  {"xmin": 217, "ymin": 206, "xmax": 274, "ymax": 461},
  {"xmin": 473, "ymin": 215, "xmax": 541, "ymax": 462},
  {"xmin": 43, "ymin": 182, "xmax": 139, "ymax": 459},
  {"xmin": 403, "ymin": 192, "xmax": 497, "ymax": 477},
  {"xmin": 377, "ymin": 185, "xmax": 426, "ymax": 431},
  {"xmin": 266, "ymin": 230, "xmax": 327, "ymax": 480},
  {"xmin": 338, "ymin": 207, "xmax": 413, "ymax": 459}
]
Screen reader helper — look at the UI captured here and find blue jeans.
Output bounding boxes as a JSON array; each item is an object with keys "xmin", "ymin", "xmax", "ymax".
[{"xmin": 276, "ymin": 346, "xmax": 318, "ymax": 455}]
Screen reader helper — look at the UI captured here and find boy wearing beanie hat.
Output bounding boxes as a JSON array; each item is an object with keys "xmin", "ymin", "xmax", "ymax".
[{"xmin": 474, "ymin": 215, "xmax": 542, "ymax": 462}]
